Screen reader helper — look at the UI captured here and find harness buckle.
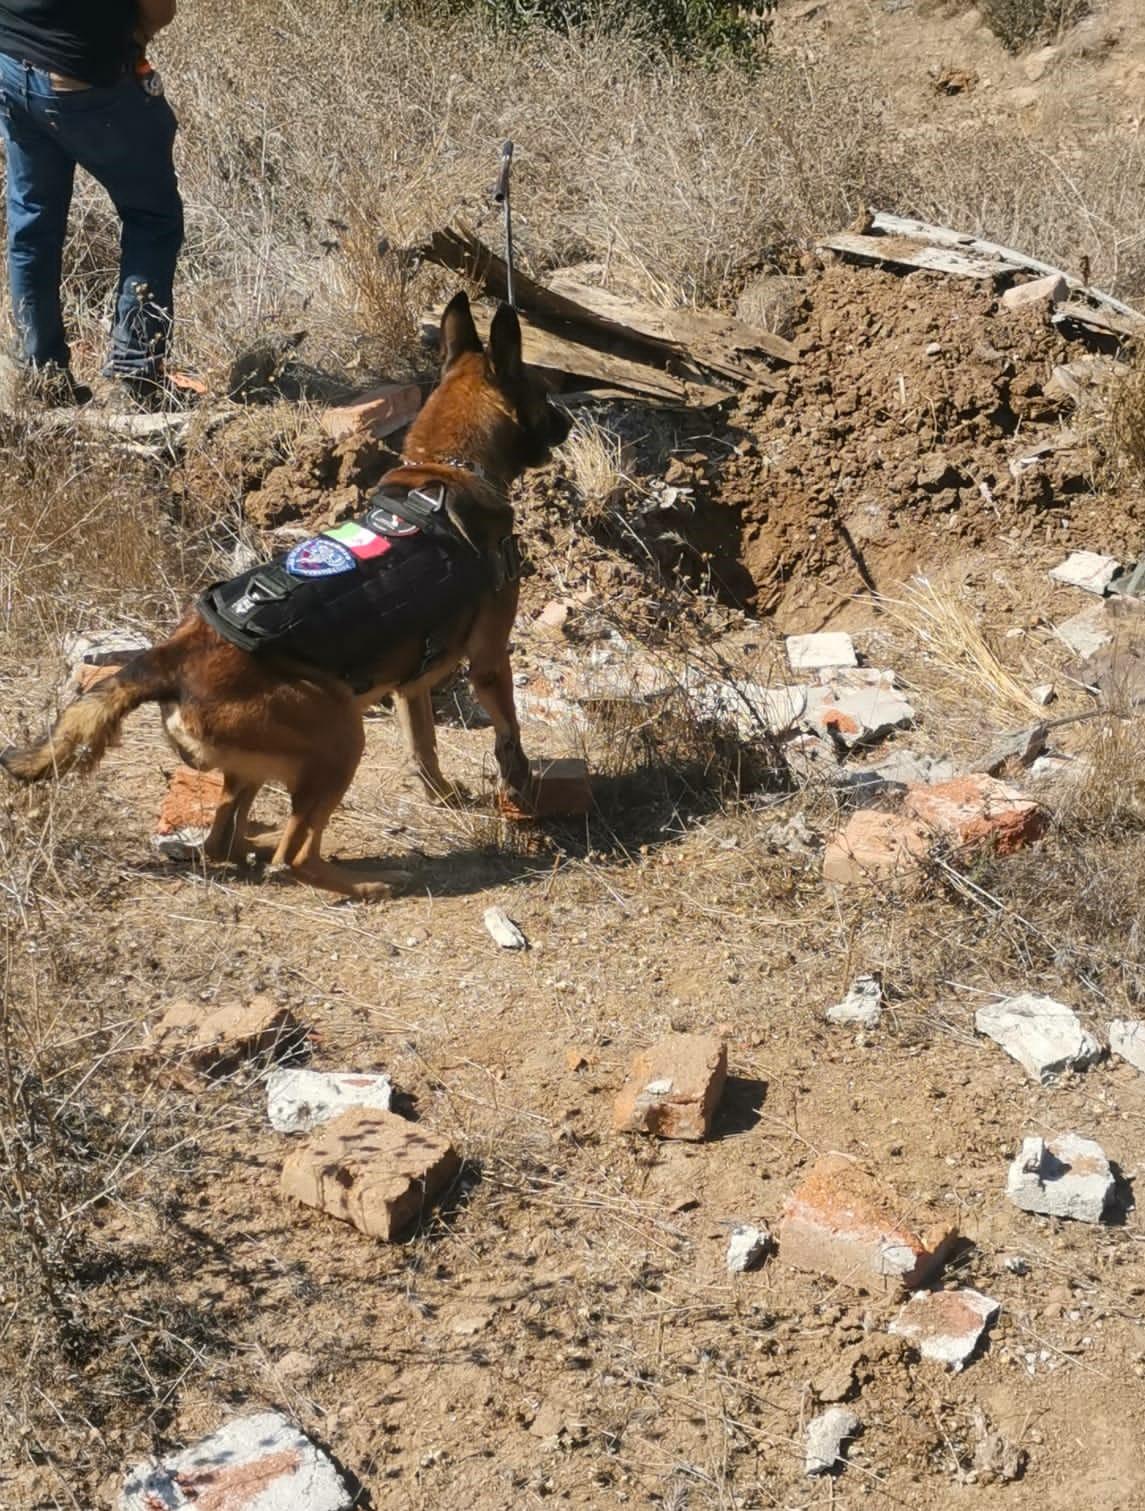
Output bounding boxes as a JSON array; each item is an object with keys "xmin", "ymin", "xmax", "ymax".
[{"xmin": 408, "ymin": 482, "xmax": 446, "ymax": 513}]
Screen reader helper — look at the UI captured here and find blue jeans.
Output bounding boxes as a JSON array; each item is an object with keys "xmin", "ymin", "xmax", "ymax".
[{"xmin": 0, "ymin": 53, "xmax": 184, "ymax": 377}]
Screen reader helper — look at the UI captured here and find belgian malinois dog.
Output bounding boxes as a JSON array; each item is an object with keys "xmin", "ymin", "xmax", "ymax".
[{"xmin": 1, "ymin": 293, "xmax": 571, "ymax": 900}]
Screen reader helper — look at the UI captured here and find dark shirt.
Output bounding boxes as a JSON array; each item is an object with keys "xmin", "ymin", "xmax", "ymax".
[{"xmin": 0, "ymin": 1, "xmax": 137, "ymax": 86}]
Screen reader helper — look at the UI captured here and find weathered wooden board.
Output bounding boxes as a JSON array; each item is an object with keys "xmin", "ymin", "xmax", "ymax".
[{"xmin": 820, "ymin": 230, "xmax": 1023, "ymax": 280}]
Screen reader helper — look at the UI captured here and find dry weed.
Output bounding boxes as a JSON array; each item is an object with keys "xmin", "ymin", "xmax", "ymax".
[{"xmin": 1100, "ymin": 348, "xmax": 1145, "ymax": 486}]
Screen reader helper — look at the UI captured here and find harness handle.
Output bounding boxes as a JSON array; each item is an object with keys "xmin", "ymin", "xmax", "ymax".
[{"xmin": 492, "ymin": 140, "xmax": 515, "ymax": 309}]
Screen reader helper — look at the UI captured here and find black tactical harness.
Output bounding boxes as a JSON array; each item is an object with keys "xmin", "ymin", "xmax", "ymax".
[{"xmin": 197, "ymin": 480, "xmax": 520, "ymax": 695}]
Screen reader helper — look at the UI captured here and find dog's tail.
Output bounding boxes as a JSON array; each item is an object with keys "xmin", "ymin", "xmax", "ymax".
[{"xmin": 1, "ymin": 646, "xmax": 178, "ymax": 784}]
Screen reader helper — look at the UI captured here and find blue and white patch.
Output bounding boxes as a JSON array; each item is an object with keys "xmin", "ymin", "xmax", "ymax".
[{"xmin": 285, "ymin": 537, "xmax": 357, "ymax": 578}]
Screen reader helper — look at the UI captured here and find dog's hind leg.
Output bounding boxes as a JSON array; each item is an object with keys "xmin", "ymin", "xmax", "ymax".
[{"xmin": 203, "ymin": 775, "xmax": 261, "ymax": 863}]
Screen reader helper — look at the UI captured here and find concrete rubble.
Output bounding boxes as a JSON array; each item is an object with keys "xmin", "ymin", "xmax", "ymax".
[
  {"xmin": 904, "ymin": 774, "xmax": 1046, "ymax": 855},
  {"xmin": 281, "ymin": 1108, "xmax": 460, "ymax": 1240},
  {"xmin": 1109, "ymin": 1019, "xmax": 1145, "ymax": 1074},
  {"xmin": 152, "ymin": 767, "xmax": 226, "ymax": 860},
  {"xmin": 822, "ymin": 809, "xmax": 932, "ymax": 885},
  {"xmin": 1007, "ymin": 1133, "xmax": 1114, "ymax": 1224},
  {"xmin": 975, "ymin": 994, "xmax": 1101, "ymax": 1083},
  {"xmin": 483, "ymin": 906, "xmax": 528, "ymax": 949},
  {"xmin": 267, "ymin": 1068, "xmax": 394, "ymax": 1133},
  {"xmin": 614, "ymin": 1034, "xmax": 727, "ymax": 1141},
  {"xmin": 726, "ymin": 1223, "xmax": 771, "ymax": 1273},
  {"xmin": 1055, "ymin": 604, "xmax": 1113, "ymax": 660},
  {"xmin": 803, "ymin": 674, "xmax": 916, "ymax": 749},
  {"xmin": 786, "ymin": 631, "xmax": 857, "ymax": 671},
  {"xmin": 149, "ymin": 996, "xmax": 304, "ymax": 1076},
  {"xmin": 888, "ymin": 1287, "xmax": 999, "ymax": 1370},
  {"xmin": 119, "ymin": 1409, "xmax": 352, "ymax": 1510},
  {"xmin": 804, "ymin": 1407, "xmax": 861, "ymax": 1476},
  {"xmin": 1049, "ymin": 550, "xmax": 1120, "ymax": 595},
  {"xmin": 825, "ymin": 976, "xmax": 883, "ymax": 1028},
  {"xmin": 778, "ymin": 1153, "xmax": 958, "ymax": 1291}
]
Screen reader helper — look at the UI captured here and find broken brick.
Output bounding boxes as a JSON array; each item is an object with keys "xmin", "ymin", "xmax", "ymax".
[
  {"xmin": 148, "ymin": 995, "xmax": 304, "ymax": 1076},
  {"xmin": 1000, "ymin": 272, "xmax": 1068, "ymax": 312},
  {"xmin": 778, "ymin": 1153, "xmax": 958, "ymax": 1292},
  {"xmin": 613, "ymin": 1034, "xmax": 727, "ymax": 1141},
  {"xmin": 281, "ymin": 1108, "xmax": 460, "ymax": 1240},
  {"xmin": 498, "ymin": 757, "xmax": 592, "ymax": 820},
  {"xmin": 822, "ymin": 809, "xmax": 931, "ymax": 885},
  {"xmin": 904, "ymin": 774, "xmax": 1046, "ymax": 855},
  {"xmin": 889, "ymin": 1287, "xmax": 999, "ymax": 1370},
  {"xmin": 319, "ymin": 382, "xmax": 422, "ymax": 443},
  {"xmin": 152, "ymin": 767, "xmax": 226, "ymax": 859}
]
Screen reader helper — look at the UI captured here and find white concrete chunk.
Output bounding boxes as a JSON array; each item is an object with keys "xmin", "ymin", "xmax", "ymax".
[
  {"xmin": 150, "ymin": 829, "xmax": 208, "ymax": 861},
  {"xmin": 1055, "ymin": 605, "xmax": 1112, "ymax": 660},
  {"xmin": 1049, "ymin": 551, "xmax": 1120, "ymax": 595},
  {"xmin": 975, "ymin": 994, "xmax": 1101, "ymax": 1083},
  {"xmin": 805, "ymin": 1407, "xmax": 861, "ymax": 1475},
  {"xmin": 484, "ymin": 906, "xmax": 527, "ymax": 949},
  {"xmin": 119, "ymin": 1410, "xmax": 352, "ymax": 1510},
  {"xmin": 787, "ymin": 632, "xmax": 858, "ymax": 671},
  {"xmin": 63, "ymin": 628, "xmax": 151, "ymax": 668},
  {"xmin": 726, "ymin": 1223, "xmax": 771, "ymax": 1273},
  {"xmin": 889, "ymin": 1287, "xmax": 999, "ymax": 1370},
  {"xmin": 826, "ymin": 976, "xmax": 883, "ymax": 1028},
  {"xmin": 1109, "ymin": 1019, "xmax": 1145, "ymax": 1074},
  {"xmin": 267, "ymin": 1068, "xmax": 394, "ymax": 1133},
  {"xmin": 805, "ymin": 682, "xmax": 916, "ymax": 748},
  {"xmin": 1007, "ymin": 1133, "xmax": 1113, "ymax": 1224}
]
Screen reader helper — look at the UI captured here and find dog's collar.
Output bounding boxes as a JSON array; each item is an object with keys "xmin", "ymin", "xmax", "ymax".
[{"xmin": 401, "ymin": 454, "xmax": 491, "ymax": 483}]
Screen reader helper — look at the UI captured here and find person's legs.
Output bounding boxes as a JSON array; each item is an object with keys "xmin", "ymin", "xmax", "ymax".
[
  {"xmin": 0, "ymin": 57, "xmax": 76, "ymax": 372},
  {"xmin": 41, "ymin": 77, "xmax": 183, "ymax": 379}
]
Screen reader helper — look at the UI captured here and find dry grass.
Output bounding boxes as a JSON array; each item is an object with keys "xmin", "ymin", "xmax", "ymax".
[{"xmin": 1101, "ymin": 348, "xmax": 1145, "ymax": 486}]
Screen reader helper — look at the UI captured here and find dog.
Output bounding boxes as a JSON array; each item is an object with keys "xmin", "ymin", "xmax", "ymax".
[{"xmin": 1, "ymin": 292, "xmax": 571, "ymax": 900}]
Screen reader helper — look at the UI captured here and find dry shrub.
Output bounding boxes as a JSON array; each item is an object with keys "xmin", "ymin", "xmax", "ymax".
[
  {"xmin": 978, "ymin": 0, "xmax": 1090, "ymax": 51},
  {"xmin": 1101, "ymin": 347, "xmax": 1145, "ymax": 486}
]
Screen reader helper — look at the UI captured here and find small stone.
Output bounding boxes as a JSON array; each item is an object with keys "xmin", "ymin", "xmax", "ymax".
[
  {"xmin": 1032, "ymin": 683, "xmax": 1055, "ymax": 706},
  {"xmin": 925, "ymin": 340, "xmax": 942, "ymax": 356},
  {"xmin": 1110, "ymin": 1019, "xmax": 1145, "ymax": 1073},
  {"xmin": 975, "ymin": 994, "xmax": 1101, "ymax": 1083},
  {"xmin": 614, "ymin": 1034, "xmax": 727, "ymax": 1141},
  {"xmin": 1023, "ymin": 43, "xmax": 1058, "ymax": 82},
  {"xmin": 484, "ymin": 906, "xmax": 527, "ymax": 949},
  {"xmin": 779, "ymin": 1153, "xmax": 958, "ymax": 1292},
  {"xmin": 1049, "ymin": 550, "xmax": 1120, "ymax": 595},
  {"xmin": 904, "ymin": 774, "xmax": 1045, "ymax": 855},
  {"xmin": 119, "ymin": 1410, "xmax": 352, "ymax": 1510},
  {"xmin": 822, "ymin": 809, "xmax": 931, "ymax": 885},
  {"xmin": 149, "ymin": 996, "xmax": 304, "ymax": 1076},
  {"xmin": 786, "ymin": 631, "xmax": 858, "ymax": 671},
  {"xmin": 889, "ymin": 1287, "xmax": 999, "ymax": 1370},
  {"xmin": 537, "ymin": 600, "xmax": 571, "ymax": 636},
  {"xmin": 826, "ymin": 975, "xmax": 883, "ymax": 1028},
  {"xmin": 320, "ymin": 382, "xmax": 422, "ymax": 442},
  {"xmin": 1001, "ymin": 272, "xmax": 1068, "ymax": 311},
  {"xmin": 281, "ymin": 1108, "xmax": 460, "ymax": 1240},
  {"xmin": 267, "ymin": 1068, "xmax": 394, "ymax": 1133},
  {"xmin": 1007, "ymin": 1132, "xmax": 1114, "ymax": 1224},
  {"xmin": 726, "ymin": 1223, "xmax": 771, "ymax": 1273},
  {"xmin": 805, "ymin": 1407, "xmax": 861, "ymax": 1476}
]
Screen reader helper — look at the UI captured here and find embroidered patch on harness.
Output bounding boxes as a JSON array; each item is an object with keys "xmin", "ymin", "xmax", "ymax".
[
  {"xmin": 365, "ymin": 506, "xmax": 421, "ymax": 539},
  {"xmin": 285, "ymin": 537, "xmax": 357, "ymax": 578},
  {"xmin": 324, "ymin": 520, "xmax": 393, "ymax": 561}
]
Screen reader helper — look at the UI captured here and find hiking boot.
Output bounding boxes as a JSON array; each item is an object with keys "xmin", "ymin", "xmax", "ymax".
[{"xmin": 25, "ymin": 362, "xmax": 93, "ymax": 407}]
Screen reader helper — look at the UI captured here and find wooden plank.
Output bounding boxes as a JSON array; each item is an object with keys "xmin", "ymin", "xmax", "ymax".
[
  {"xmin": 545, "ymin": 271, "xmax": 798, "ymax": 367},
  {"xmin": 872, "ymin": 212, "xmax": 1145, "ymax": 324},
  {"xmin": 420, "ymin": 309, "xmax": 732, "ymax": 409},
  {"xmin": 820, "ymin": 230, "xmax": 1022, "ymax": 280},
  {"xmin": 413, "ymin": 225, "xmax": 780, "ymax": 394}
]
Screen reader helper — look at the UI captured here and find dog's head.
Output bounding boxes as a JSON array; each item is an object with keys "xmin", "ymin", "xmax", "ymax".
[{"xmin": 406, "ymin": 291, "xmax": 571, "ymax": 484}]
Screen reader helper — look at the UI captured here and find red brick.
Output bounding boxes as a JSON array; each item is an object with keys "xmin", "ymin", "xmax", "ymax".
[
  {"xmin": 904, "ymin": 773, "xmax": 1045, "ymax": 856},
  {"xmin": 155, "ymin": 767, "xmax": 226, "ymax": 837},
  {"xmin": 320, "ymin": 383, "xmax": 422, "ymax": 443},
  {"xmin": 148, "ymin": 995, "xmax": 304, "ymax": 1075},
  {"xmin": 498, "ymin": 757, "xmax": 592, "ymax": 820},
  {"xmin": 614, "ymin": 1034, "xmax": 727, "ymax": 1141},
  {"xmin": 779, "ymin": 1153, "xmax": 958, "ymax": 1292},
  {"xmin": 281, "ymin": 1108, "xmax": 460, "ymax": 1240},
  {"xmin": 822, "ymin": 809, "xmax": 931, "ymax": 885}
]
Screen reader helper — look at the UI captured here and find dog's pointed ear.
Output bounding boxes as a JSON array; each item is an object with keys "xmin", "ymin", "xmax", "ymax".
[
  {"xmin": 489, "ymin": 302, "xmax": 524, "ymax": 384},
  {"xmin": 440, "ymin": 291, "xmax": 483, "ymax": 366}
]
